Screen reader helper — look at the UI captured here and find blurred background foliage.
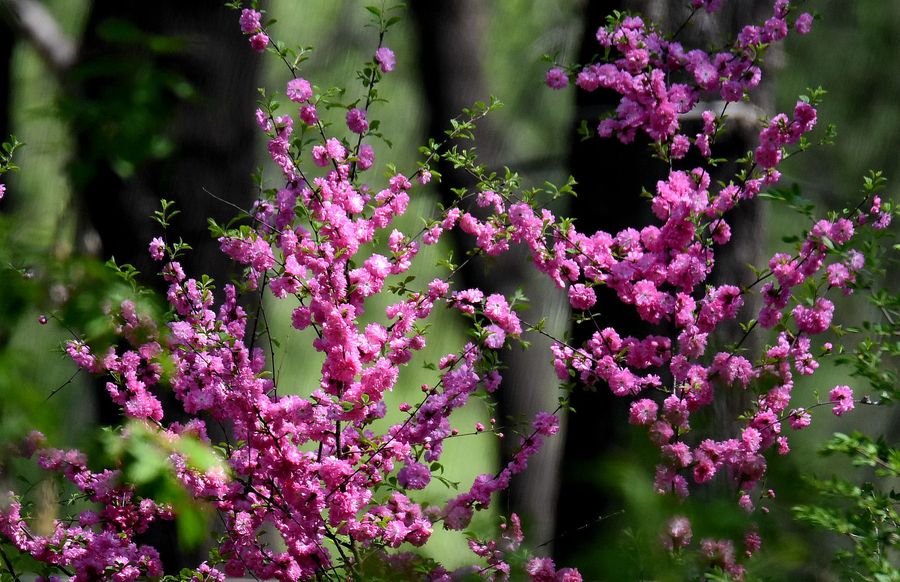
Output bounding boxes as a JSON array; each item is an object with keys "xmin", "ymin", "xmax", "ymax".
[{"xmin": 0, "ymin": 0, "xmax": 896, "ymax": 579}]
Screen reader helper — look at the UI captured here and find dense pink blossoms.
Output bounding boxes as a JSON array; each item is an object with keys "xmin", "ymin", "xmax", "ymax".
[
  {"xmin": 4, "ymin": 54, "xmax": 560, "ymax": 580},
  {"xmin": 0, "ymin": 1, "xmax": 885, "ymax": 580},
  {"xmin": 1, "ymin": 433, "xmax": 169, "ymax": 580},
  {"xmin": 239, "ymin": 8, "xmax": 268, "ymax": 52},
  {"xmin": 552, "ymin": 0, "xmax": 807, "ymax": 153}
]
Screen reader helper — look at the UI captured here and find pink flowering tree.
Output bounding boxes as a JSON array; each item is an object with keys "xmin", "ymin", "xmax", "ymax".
[{"xmin": 0, "ymin": 1, "xmax": 897, "ymax": 580}]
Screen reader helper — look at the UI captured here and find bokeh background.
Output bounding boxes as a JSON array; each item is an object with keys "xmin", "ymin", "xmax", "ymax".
[{"xmin": 0, "ymin": 0, "xmax": 897, "ymax": 579}]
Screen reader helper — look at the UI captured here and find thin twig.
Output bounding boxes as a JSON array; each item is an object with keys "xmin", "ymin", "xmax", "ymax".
[
  {"xmin": 0, "ymin": 544, "xmax": 22, "ymax": 582},
  {"xmin": 46, "ymin": 369, "xmax": 80, "ymax": 401},
  {"xmin": 534, "ymin": 510, "xmax": 625, "ymax": 549}
]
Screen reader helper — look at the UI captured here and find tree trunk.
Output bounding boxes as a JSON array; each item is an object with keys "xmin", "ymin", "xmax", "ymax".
[
  {"xmin": 0, "ymin": 20, "xmax": 11, "ymax": 143},
  {"xmin": 73, "ymin": 0, "xmax": 260, "ymax": 288},
  {"xmin": 555, "ymin": 0, "xmax": 772, "ymax": 573},
  {"xmin": 410, "ymin": 0, "xmax": 569, "ymax": 549},
  {"xmin": 69, "ymin": 0, "xmax": 261, "ymax": 571},
  {"xmin": 0, "ymin": 11, "xmax": 14, "ymax": 345}
]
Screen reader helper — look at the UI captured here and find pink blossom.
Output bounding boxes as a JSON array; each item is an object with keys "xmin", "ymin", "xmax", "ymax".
[
  {"xmin": 358, "ymin": 143, "xmax": 375, "ymax": 170},
  {"xmin": 629, "ymin": 399, "xmax": 659, "ymax": 426},
  {"xmin": 299, "ymin": 104, "xmax": 319, "ymax": 125},
  {"xmin": 826, "ymin": 263, "xmax": 853, "ymax": 289},
  {"xmin": 311, "ymin": 144, "xmax": 328, "ymax": 166},
  {"xmin": 829, "ymin": 385, "xmax": 855, "ymax": 416},
  {"xmin": 788, "ymin": 408, "xmax": 811, "ymax": 430},
  {"xmin": 346, "ymin": 107, "xmax": 369, "ymax": 133},
  {"xmin": 545, "ymin": 67, "xmax": 569, "ymax": 89},
  {"xmin": 239, "ymin": 9, "xmax": 262, "ymax": 33},
  {"xmin": 792, "ymin": 298, "xmax": 834, "ymax": 335},
  {"xmin": 568, "ymin": 283, "xmax": 597, "ymax": 310},
  {"xmin": 326, "ymin": 137, "xmax": 347, "ymax": 161},
  {"xmin": 484, "ymin": 324, "xmax": 506, "ymax": 349},
  {"xmin": 663, "ymin": 516, "xmax": 693, "ymax": 550},
  {"xmin": 649, "ymin": 420, "xmax": 674, "ymax": 445},
  {"xmin": 525, "ymin": 557, "xmax": 557, "ymax": 581},
  {"xmin": 692, "ymin": 0, "xmax": 724, "ymax": 12},
  {"xmin": 699, "ymin": 539, "xmax": 741, "ymax": 578},
  {"xmin": 148, "ymin": 237, "xmax": 165, "ymax": 261},
  {"xmin": 744, "ymin": 530, "xmax": 762, "ymax": 557},
  {"xmin": 661, "ymin": 442, "xmax": 692, "ymax": 468},
  {"xmin": 286, "ymin": 77, "xmax": 313, "ymax": 102},
  {"xmin": 795, "ymin": 12, "xmax": 814, "ymax": 34},
  {"xmin": 397, "ymin": 461, "xmax": 431, "ymax": 490},
  {"xmin": 533, "ymin": 412, "xmax": 559, "ymax": 436},
  {"xmin": 249, "ymin": 32, "xmax": 269, "ymax": 52},
  {"xmin": 375, "ymin": 46, "xmax": 396, "ymax": 72},
  {"xmin": 670, "ymin": 134, "xmax": 690, "ymax": 159}
]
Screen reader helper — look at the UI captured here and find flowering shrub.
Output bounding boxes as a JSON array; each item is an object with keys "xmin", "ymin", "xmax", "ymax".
[{"xmin": 0, "ymin": 1, "xmax": 897, "ymax": 580}]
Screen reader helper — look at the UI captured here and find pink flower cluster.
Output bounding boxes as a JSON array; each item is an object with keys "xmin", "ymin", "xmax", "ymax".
[
  {"xmin": 507, "ymin": 127, "xmax": 882, "ymax": 566},
  {"xmin": 1, "ymin": 434, "xmax": 169, "ymax": 580},
  {"xmin": 375, "ymin": 47, "xmax": 396, "ymax": 73},
  {"xmin": 8, "ymin": 46, "xmax": 560, "ymax": 577},
  {"xmin": 239, "ymin": 8, "xmax": 268, "ymax": 52},
  {"xmin": 548, "ymin": 0, "xmax": 812, "ymax": 156},
  {"xmin": 755, "ymin": 101, "xmax": 818, "ymax": 169}
]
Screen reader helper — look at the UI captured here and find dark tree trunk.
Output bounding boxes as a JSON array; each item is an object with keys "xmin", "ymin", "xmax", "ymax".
[
  {"xmin": 410, "ymin": 0, "xmax": 569, "ymax": 549},
  {"xmin": 555, "ymin": 0, "xmax": 772, "ymax": 573},
  {"xmin": 0, "ymin": 20, "xmax": 11, "ymax": 144},
  {"xmin": 0, "ymin": 16, "xmax": 22, "ymax": 349},
  {"xmin": 69, "ymin": 0, "xmax": 261, "ymax": 571},
  {"xmin": 554, "ymin": 4, "xmax": 661, "ymax": 570},
  {"xmin": 73, "ymin": 0, "xmax": 260, "ymax": 288},
  {"xmin": 0, "ymin": 17, "xmax": 13, "ymax": 336}
]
